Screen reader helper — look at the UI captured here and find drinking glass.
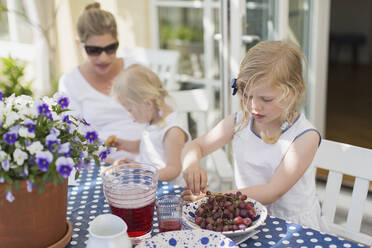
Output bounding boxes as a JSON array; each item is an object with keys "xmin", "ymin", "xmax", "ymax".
[
  {"xmin": 156, "ymin": 194, "xmax": 182, "ymax": 233},
  {"xmin": 101, "ymin": 163, "xmax": 158, "ymax": 244}
]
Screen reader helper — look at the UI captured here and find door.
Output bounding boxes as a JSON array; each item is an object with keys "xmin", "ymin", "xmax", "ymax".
[{"xmin": 219, "ymin": 0, "xmax": 331, "ymax": 136}]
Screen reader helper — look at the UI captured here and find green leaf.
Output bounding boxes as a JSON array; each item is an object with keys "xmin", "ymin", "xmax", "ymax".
[
  {"xmin": 38, "ymin": 184, "xmax": 45, "ymax": 195},
  {"xmin": 75, "ymin": 170, "xmax": 80, "ymax": 180},
  {"xmin": 94, "ymin": 157, "xmax": 101, "ymax": 167},
  {"xmin": 4, "ymin": 175, "xmax": 13, "ymax": 184},
  {"xmin": 14, "ymin": 180, "xmax": 20, "ymax": 191}
]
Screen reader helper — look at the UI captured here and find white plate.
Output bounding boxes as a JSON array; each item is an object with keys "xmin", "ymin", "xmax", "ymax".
[
  {"xmin": 136, "ymin": 229, "xmax": 238, "ymax": 247},
  {"xmin": 182, "ymin": 197, "xmax": 267, "ymax": 237}
]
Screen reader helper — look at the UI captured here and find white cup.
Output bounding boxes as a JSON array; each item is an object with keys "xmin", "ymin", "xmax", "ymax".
[{"xmin": 86, "ymin": 214, "xmax": 132, "ymax": 248}]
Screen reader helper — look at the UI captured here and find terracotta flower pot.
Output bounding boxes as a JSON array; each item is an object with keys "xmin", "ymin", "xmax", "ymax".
[{"xmin": 0, "ymin": 180, "xmax": 69, "ymax": 248}]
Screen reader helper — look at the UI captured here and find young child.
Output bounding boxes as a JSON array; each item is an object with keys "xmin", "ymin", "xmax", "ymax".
[
  {"xmin": 109, "ymin": 64, "xmax": 190, "ymax": 186},
  {"xmin": 182, "ymin": 40, "xmax": 327, "ymax": 231}
]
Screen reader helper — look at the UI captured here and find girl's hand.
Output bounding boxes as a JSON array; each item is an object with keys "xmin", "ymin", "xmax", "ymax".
[
  {"xmin": 181, "ymin": 187, "xmax": 206, "ymax": 204},
  {"xmin": 104, "ymin": 135, "xmax": 117, "ymax": 147},
  {"xmin": 183, "ymin": 164, "xmax": 208, "ymax": 195}
]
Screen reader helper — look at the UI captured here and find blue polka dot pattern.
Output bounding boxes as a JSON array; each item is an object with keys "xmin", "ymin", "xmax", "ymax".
[
  {"xmin": 169, "ymin": 237, "xmax": 177, "ymax": 246},
  {"xmin": 201, "ymin": 237, "xmax": 209, "ymax": 244},
  {"xmin": 66, "ymin": 165, "xmax": 367, "ymax": 248}
]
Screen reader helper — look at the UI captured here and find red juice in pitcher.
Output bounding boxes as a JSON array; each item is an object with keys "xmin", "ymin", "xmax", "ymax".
[
  {"xmin": 110, "ymin": 200, "xmax": 155, "ymax": 237},
  {"xmin": 101, "ymin": 162, "xmax": 158, "ymax": 244}
]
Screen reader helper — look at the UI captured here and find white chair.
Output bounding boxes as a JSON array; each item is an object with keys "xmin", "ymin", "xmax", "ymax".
[
  {"xmin": 169, "ymin": 89, "xmax": 234, "ymax": 191},
  {"xmin": 121, "ymin": 47, "xmax": 180, "ymax": 91},
  {"xmin": 144, "ymin": 48, "xmax": 180, "ymax": 91},
  {"xmin": 312, "ymin": 139, "xmax": 372, "ymax": 245}
]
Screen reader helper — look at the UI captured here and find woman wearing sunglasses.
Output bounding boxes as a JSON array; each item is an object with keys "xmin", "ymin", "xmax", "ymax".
[{"xmin": 58, "ymin": 2, "xmax": 144, "ymax": 161}]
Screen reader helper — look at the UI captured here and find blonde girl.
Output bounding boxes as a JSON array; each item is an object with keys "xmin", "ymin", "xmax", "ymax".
[
  {"xmin": 182, "ymin": 40, "xmax": 327, "ymax": 231},
  {"xmin": 111, "ymin": 64, "xmax": 190, "ymax": 185}
]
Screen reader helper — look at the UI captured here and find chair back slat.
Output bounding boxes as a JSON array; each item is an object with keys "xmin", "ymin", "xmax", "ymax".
[
  {"xmin": 144, "ymin": 49, "xmax": 180, "ymax": 91},
  {"xmin": 312, "ymin": 139, "xmax": 372, "ymax": 246},
  {"xmin": 121, "ymin": 47, "xmax": 180, "ymax": 91},
  {"xmin": 323, "ymin": 171, "xmax": 343, "ymax": 222},
  {"xmin": 346, "ymin": 178, "xmax": 369, "ymax": 233}
]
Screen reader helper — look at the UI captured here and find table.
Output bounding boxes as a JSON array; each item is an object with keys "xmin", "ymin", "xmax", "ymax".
[{"xmin": 66, "ymin": 166, "xmax": 366, "ymax": 247}]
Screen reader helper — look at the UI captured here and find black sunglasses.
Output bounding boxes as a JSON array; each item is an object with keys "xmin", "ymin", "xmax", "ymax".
[{"xmin": 84, "ymin": 42, "xmax": 119, "ymax": 56}]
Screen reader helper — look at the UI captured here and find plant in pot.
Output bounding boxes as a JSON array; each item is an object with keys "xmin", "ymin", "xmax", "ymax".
[{"xmin": 0, "ymin": 90, "xmax": 111, "ymax": 248}]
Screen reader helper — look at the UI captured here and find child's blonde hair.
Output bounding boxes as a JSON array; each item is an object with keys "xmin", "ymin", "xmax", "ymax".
[
  {"xmin": 111, "ymin": 64, "xmax": 169, "ymax": 125},
  {"xmin": 77, "ymin": 2, "xmax": 117, "ymax": 43},
  {"xmin": 236, "ymin": 40, "xmax": 306, "ymax": 128}
]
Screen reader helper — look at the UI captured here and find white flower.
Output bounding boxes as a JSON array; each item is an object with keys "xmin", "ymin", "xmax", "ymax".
[
  {"xmin": 19, "ymin": 127, "xmax": 35, "ymax": 139},
  {"xmin": 18, "ymin": 105, "xmax": 37, "ymax": 119},
  {"xmin": 0, "ymin": 101, "xmax": 4, "ymax": 115},
  {"xmin": 26, "ymin": 141, "xmax": 44, "ymax": 155},
  {"xmin": 0, "ymin": 151, "xmax": 8, "ymax": 161},
  {"xmin": 52, "ymin": 111, "xmax": 61, "ymax": 121},
  {"xmin": 15, "ymin": 141, "xmax": 22, "ymax": 149},
  {"xmin": 4, "ymin": 112, "xmax": 19, "ymax": 127},
  {"xmin": 13, "ymin": 148, "xmax": 28, "ymax": 166},
  {"xmin": 14, "ymin": 95, "xmax": 33, "ymax": 110},
  {"xmin": 41, "ymin": 95, "xmax": 57, "ymax": 107}
]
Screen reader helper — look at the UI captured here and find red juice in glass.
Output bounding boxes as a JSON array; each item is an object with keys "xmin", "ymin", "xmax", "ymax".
[
  {"xmin": 156, "ymin": 195, "xmax": 182, "ymax": 233},
  {"xmin": 159, "ymin": 220, "xmax": 182, "ymax": 233},
  {"xmin": 110, "ymin": 201, "xmax": 155, "ymax": 237}
]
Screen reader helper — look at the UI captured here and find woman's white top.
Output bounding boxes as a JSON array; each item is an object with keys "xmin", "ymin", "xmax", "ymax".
[
  {"xmin": 58, "ymin": 57, "xmax": 145, "ymax": 159},
  {"xmin": 138, "ymin": 112, "xmax": 190, "ymax": 187},
  {"xmin": 232, "ymin": 112, "xmax": 327, "ymax": 231}
]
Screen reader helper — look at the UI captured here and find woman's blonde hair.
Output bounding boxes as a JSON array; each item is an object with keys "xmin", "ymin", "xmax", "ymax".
[
  {"xmin": 236, "ymin": 40, "xmax": 306, "ymax": 128},
  {"xmin": 111, "ymin": 64, "xmax": 169, "ymax": 125},
  {"xmin": 77, "ymin": 2, "xmax": 117, "ymax": 43}
]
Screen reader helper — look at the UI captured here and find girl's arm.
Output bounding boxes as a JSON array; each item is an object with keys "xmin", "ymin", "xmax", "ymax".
[
  {"xmin": 114, "ymin": 138, "xmax": 141, "ymax": 154},
  {"xmin": 226, "ymin": 130, "xmax": 320, "ymax": 205},
  {"xmin": 182, "ymin": 114, "xmax": 235, "ymax": 194},
  {"xmin": 160, "ymin": 127, "xmax": 188, "ymax": 181}
]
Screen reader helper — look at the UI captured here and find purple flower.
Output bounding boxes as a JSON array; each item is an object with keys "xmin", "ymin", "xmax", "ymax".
[
  {"xmin": 62, "ymin": 114, "xmax": 71, "ymax": 124},
  {"xmin": 23, "ymin": 166, "xmax": 29, "ymax": 176},
  {"xmin": 98, "ymin": 148, "xmax": 111, "ymax": 160},
  {"xmin": 58, "ymin": 142, "xmax": 71, "ymax": 156},
  {"xmin": 85, "ymin": 130, "xmax": 98, "ymax": 144},
  {"xmin": 24, "ymin": 119, "xmax": 36, "ymax": 133},
  {"xmin": 50, "ymin": 127, "xmax": 60, "ymax": 136},
  {"xmin": 0, "ymin": 176, "xmax": 4, "ymax": 183},
  {"xmin": 2, "ymin": 160, "xmax": 10, "ymax": 171},
  {"xmin": 81, "ymin": 118, "xmax": 90, "ymax": 126},
  {"xmin": 0, "ymin": 90, "xmax": 2, "ymax": 101},
  {"xmin": 3, "ymin": 132, "xmax": 18, "ymax": 145},
  {"xmin": 35, "ymin": 151, "xmax": 53, "ymax": 171},
  {"xmin": 37, "ymin": 102, "xmax": 50, "ymax": 115},
  {"xmin": 79, "ymin": 151, "xmax": 88, "ymax": 160},
  {"xmin": 45, "ymin": 134, "xmax": 60, "ymax": 152},
  {"xmin": 6, "ymin": 190, "xmax": 15, "ymax": 202},
  {"xmin": 56, "ymin": 157, "xmax": 74, "ymax": 178},
  {"xmin": 76, "ymin": 159, "xmax": 91, "ymax": 170},
  {"xmin": 57, "ymin": 96, "xmax": 69, "ymax": 109},
  {"xmin": 26, "ymin": 180, "xmax": 34, "ymax": 192}
]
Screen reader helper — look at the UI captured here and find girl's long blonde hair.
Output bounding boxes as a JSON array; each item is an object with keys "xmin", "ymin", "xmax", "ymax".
[
  {"xmin": 111, "ymin": 64, "xmax": 169, "ymax": 126},
  {"xmin": 77, "ymin": 2, "xmax": 117, "ymax": 43},
  {"xmin": 236, "ymin": 40, "xmax": 306, "ymax": 129}
]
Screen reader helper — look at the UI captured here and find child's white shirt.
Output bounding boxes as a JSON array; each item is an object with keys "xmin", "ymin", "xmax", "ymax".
[
  {"xmin": 232, "ymin": 112, "xmax": 327, "ymax": 231},
  {"xmin": 138, "ymin": 112, "xmax": 190, "ymax": 187}
]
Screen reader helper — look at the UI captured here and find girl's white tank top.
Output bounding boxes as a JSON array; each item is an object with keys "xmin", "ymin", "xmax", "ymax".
[{"xmin": 232, "ymin": 112, "xmax": 327, "ymax": 231}]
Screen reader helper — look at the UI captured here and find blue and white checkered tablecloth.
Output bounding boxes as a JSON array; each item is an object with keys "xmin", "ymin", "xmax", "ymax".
[{"xmin": 66, "ymin": 166, "xmax": 367, "ymax": 248}]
